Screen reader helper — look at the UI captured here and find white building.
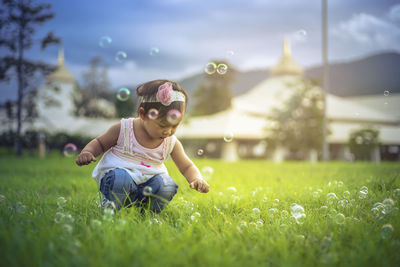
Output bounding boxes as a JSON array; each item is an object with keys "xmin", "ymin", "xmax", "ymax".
[{"xmin": 175, "ymin": 40, "xmax": 400, "ymax": 162}]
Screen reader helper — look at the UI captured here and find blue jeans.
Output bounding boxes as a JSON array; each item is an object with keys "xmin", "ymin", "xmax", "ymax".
[{"xmin": 99, "ymin": 168, "xmax": 178, "ymax": 213}]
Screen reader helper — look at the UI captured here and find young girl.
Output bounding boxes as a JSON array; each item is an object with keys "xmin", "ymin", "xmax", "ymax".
[{"xmin": 76, "ymin": 79, "xmax": 209, "ymax": 213}]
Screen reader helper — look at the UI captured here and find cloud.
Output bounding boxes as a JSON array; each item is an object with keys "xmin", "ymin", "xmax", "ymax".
[
  {"xmin": 388, "ymin": 4, "xmax": 400, "ymax": 22},
  {"xmin": 331, "ymin": 12, "xmax": 400, "ymax": 50}
]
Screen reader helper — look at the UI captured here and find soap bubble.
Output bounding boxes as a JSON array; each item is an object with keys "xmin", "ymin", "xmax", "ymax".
[
  {"xmin": 216, "ymin": 63, "xmax": 228, "ymax": 75},
  {"xmin": 149, "ymin": 47, "xmax": 159, "ymax": 56},
  {"xmin": 383, "ymin": 90, "xmax": 390, "ymax": 96},
  {"xmin": 201, "ymin": 166, "xmax": 214, "ymax": 180},
  {"xmin": 227, "ymin": 186, "xmax": 237, "ymax": 193},
  {"xmin": 381, "ymin": 224, "xmax": 394, "ymax": 239},
  {"xmin": 166, "ymin": 109, "xmax": 182, "ymax": 125},
  {"xmin": 115, "ymin": 51, "xmax": 127, "ymax": 63},
  {"xmin": 335, "ymin": 213, "xmax": 345, "ymax": 224},
  {"xmin": 393, "ymin": 188, "xmax": 400, "ymax": 198},
  {"xmin": 116, "ymin": 88, "xmax": 130, "ymax": 101},
  {"xmin": 0, "ymin": 194, "xmax": 5, "ymax": 204},
  {"xmin": 226, "ymin": 50, "xmax": 234, "ymax": 57},
  {"xmin": 99, "ymin": 36, "xmax": 112, "ymax": 48},
  {"xmin": 223, "ymin": 132, "xmax": 234, "ymax": 143},
  {"xmin": 63, "ymin": 143, "xmax": 77, "ymax": 157},
  {"xmin": 57, "ymin": 197, "xmax": 67, "ymax": 209},
  {"xmin": 197, "ymin": 149, "xmax": 204, "ymax": 156},
  {"xmin": 291, "ymin": 203, "xmax": 306, "ymax": 224},
  {"xmin": 143, "ymin": 186, "xmax": 152, "ymax": 196},
  {"xmin": 204, "ymin": 62, "xmax": 217, "ymax": 74},
  {"xmin": 148, "ymin": 109, "xmax": 159, "ymax": 120}
]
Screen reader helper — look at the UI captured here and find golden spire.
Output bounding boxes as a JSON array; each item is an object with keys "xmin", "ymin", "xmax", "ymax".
[
  {"xmin": 58, "ymin": 45, "xmax": 64, "ymax": 67},
  {"xmin": 270, "ymin": 38, "xmax": 303, "ymax": 76}
]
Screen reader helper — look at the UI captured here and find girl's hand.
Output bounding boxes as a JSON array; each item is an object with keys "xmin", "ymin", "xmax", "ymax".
[
  {"xmin": 189, "ymin": 178, "xmax": 209, "ymax": 193},
  {"xmin": 76, "ymin": 151, "xmax": 96, "ymax": 166}
]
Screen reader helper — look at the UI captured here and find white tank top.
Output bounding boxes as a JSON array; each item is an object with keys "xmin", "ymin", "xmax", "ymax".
[{"xmin": 92, "ymin": 118, "xmax": 177, "ymax": 187}]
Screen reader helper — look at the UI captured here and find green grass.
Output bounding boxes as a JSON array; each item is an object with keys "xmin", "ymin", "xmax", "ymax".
[{"xmin": 1, "ymin": 152, "xmax": 400, "ymax": 267}]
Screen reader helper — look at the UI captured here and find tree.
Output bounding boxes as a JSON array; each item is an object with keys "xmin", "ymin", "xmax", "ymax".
[
  {"xmin": 73, "ymin": 56, "xmax": 116, "ymax": 118},
  {"xmin": 265, "ymin": 79, "xmax": 326, "ymax": 159},
  {"xmin": 348, "ymin": 128, "xmax": 380, "ymax": 161},
  {"xmin": 0, "ymin": 0, "xmax": 60, "ymax": 156},
  {"xmin": 191, "ymin": 60, "xmax": 236, "ymax": 116}
]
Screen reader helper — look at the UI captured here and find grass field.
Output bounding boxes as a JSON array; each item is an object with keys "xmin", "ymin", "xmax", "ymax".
[{"xmin": 1, "ymin": 152, "xmax": 400, "ymax": 267}]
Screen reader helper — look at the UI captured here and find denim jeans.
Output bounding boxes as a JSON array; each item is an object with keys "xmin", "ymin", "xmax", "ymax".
[{"xmin": 99, "ymin": 168, "xmax": 178, "ymax": 213}]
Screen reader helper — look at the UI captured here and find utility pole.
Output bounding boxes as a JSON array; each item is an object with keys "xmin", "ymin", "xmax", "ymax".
[{"xmin": 321, "ymin": 0, "xmax": 329, "ymax": 161}]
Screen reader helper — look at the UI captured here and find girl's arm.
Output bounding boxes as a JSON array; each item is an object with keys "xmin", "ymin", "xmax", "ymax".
[
  {"xmin": 170, "ymin": 140, "xmax": 209, "ymax": 193},
  {"xmin": 75, "ymin": 122, "xmax": 121, "ymax": 166}
]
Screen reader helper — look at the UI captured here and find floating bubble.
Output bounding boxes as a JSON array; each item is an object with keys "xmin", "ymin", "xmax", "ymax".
[
  {"xmin": 149, "ymin": 47, "xmax": 159, "ymax": 56},
  {"xmin": 15, "ymin": 202, "xmax": 26, "ymax": 214},
  {"xmin": 115, "ymin": 51, "xmax": 127, "ymax": 63},
  {"xmin": 319, "ymin": 206, "xmax": 328, "ymax": 216},
  {"xmin": 382, "ymin": 198, "xmax": 394, "ymax": 207},
  {"xmin": 358, "ymin": 190, "xmax": 368, "ymax": 199},
  {"xmin": 197, "ymin": 149, "xmax": 204, "ymax": 156},
  {"xmin": 201, "ymin": 166, "xmax": 214, "ymax": 180},
  {"xmin": 63, "ymin": 143, "xmax": 77, "ymax": 157},
  {"xmin": 360, "ymin": 186, "xmax": 368, "ymax": 192},
  {"xmin": 216, "ymin": 63, "xmax": 228, "ymax": 75},
  {"xmin": 99, "ymin": 36, "xmax": 112, "ymax": 48},
  {"xmin": 223, "ymin": 132, "xmax": 234, "ymax": 143},
  {"xmin": 143, "ymin": 186, "xmax": 152, "ymax": 196},
  {"xmin": 54, "ymin": 212, "xmax": 65, "ymax": 224},
  {"xmin": 273, "ymin": 198, "xmax": 280, "ymax": 207},
  {"xmin": 371, "ymin": 207, "xmax": 380, "ymax": 217},
  {"xmin": 226, "ymin": 50, "xmax": 234, "ymax": 57},
  {"xmin": 343, "ymin": 191, "xmax": 350, "ymax": 199},
  {"xmin": 204, "ymin": 62, "xmax": 217, "ymax": 74},
  {"xmin": 384, "ymin": 90, "xmax": 390, "ymax": 96},
  {"xmin": 381, "ymin": 224, "xmax": 394, "ymax": 239},
  {"xmin": 337, "ymin": 199, "xmax": 349, "ymax": 209},
  {"xmin": 281, "ymin": 210, "xmax": 289, "ymax": 217},
  {"xmin": 293, "ymin": 29, "xmax": 308, "ymax": 42},
  {"xmin": 338, "ymin": 181, "xmax": 344, "ymax": 187},
  {"xmin": 63, "ymin": 224, "xmax": 73, "ymax": 234},
  {"xmin": 116, "ymin": 88, "xmax": 131, "ymax": 101},
  {"xmin": 57, "ymin": 197, "xmax": 67, "ymax": 209},
  {"xmin": 103, "ymin": 207, "xmax": 115, "ymax": 221},
  {"xmin": 227, "ymin": 186, "xmax": 237, "ymax": 193},
  {"xmin": 252, "ymin": 207, "xmax": 260, "ymax": 214},
  {"xmin": 268, "ymin": 208, "xmax": 278, "ymax": 216},
  {"xmin": 335, "ymin": 213, "xmax": 345, "ymax": 224},
  {"xmin": 148, "ymin": 108, "xmax": 159, "ymax": 120},
  {"xmin": 150, "ymin": 218, "xmax": 162, "ymax": 225},
  {"xmin": 291, "ymin": 203, "xmax": 306, "ymax": 224},
  {"xmin": 393, "ymin": 188, "xmax": 400, "ymax": 198},
  {"xmin": 166, "ymin": 109, "xmax": 182, "ymax": 125},
  {"xmin": 0, "ymin": 194, "xmax": 5, "ymax": 204},
  {"xmin": 326, "ymin": 192, "xmax": 338, "ymax": 204}
]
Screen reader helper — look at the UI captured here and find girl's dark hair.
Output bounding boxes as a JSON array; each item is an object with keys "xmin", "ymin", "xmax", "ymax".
[{"xmin": 136, "ymin": 79, "xmax": 188, "ymax": 122}]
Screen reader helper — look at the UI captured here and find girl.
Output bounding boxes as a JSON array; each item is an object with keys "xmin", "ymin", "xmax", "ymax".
[{"xmin": 76, "ymin": 79, "xmax": 209, "ymax": 213}]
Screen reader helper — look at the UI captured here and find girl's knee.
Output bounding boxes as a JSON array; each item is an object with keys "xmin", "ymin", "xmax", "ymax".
[{"xmin": 100, "ymin": 168, "xmax": 137, "ymax": 205}]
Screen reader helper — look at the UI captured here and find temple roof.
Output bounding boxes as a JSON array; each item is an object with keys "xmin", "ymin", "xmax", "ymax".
[
  {"xmin": 47, "ymin": 46, "xmax": 75, "ymax": 83},
  {"xmin": 270, "ymin": 38, "xmax": 303, "ymax": 76}
]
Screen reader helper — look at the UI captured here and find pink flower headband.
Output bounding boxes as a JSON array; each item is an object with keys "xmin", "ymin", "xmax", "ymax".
[{"xmin": 141, "ymin": 82, "xmax": 186, "ymax": 106}]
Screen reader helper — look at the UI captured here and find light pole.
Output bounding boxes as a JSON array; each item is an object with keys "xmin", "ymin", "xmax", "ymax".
[{"xmin": 321, "ymin": 0, "xmax": 329, "ymax": 161}]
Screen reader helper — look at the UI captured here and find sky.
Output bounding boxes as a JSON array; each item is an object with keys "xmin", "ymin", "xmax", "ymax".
[{"xmin": 1, "ymin": 0, "xmax": 400, "ymax": 101}]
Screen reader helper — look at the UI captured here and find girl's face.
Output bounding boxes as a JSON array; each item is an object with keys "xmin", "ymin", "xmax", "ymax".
[{"xmin": 140, "ymin": 108, "xmax": 184, "ymax": 140}]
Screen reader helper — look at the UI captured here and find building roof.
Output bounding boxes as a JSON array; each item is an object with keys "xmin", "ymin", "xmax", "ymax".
[
  {"xmin": 47, "ymin": 46, "xmax": 75, "ymax": 83},
  {"xmin": 270, "ymin": 39, "xmax": 303, "ymax": 76},
  {"xmin": 346, "ymin": 93, "xmax": 400, "ymax": 120}
]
